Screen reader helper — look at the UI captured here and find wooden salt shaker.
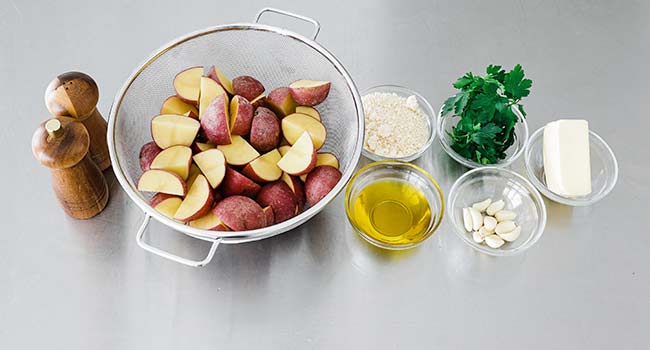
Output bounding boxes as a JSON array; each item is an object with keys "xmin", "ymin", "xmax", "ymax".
[
  {"xmin": 32, "ymin": 117, "xmax": 109, "ymax": 219},
  {"xmin": 45, "ymin": 72, "xmax": 111, "ymax": 171}
]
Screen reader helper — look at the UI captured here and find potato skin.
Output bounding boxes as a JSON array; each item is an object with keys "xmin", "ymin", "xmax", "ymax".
[
  {"xmin": 305, "ymin": 165, "xmax": 342, "ymax": 206},
  {"xmin": 256, "ymin": 181, "xmax": 298, "ymax": 223},
  {"xmin": 230, "ymin": 95, "xmax": 254, "ymax": 136},
  {"xmin": 148, "ymin": 193, "xmax": 179, "ymax": 207},
  {"xmin": 250, "ymin": 108, "xmax": 280, "ymax": 152},
  {"xmin": 220, "ymin": 167, "xmax": 261, "ymax": 198},
  {"xmin": 139, "ymin": 141, "xmax": 162, "ymax": 171},
  {"xmin": 286, "ymin": 175, "xmax": 306, "ymax": 212},
  {"xmin": 232, "ymin": 76, "xmax": 265, "ymax": 101},
  {"xmin": 175, "ymin": 179, "xmax": 214, "ymax": 222},
  {"xmin": 289, "ymin": 82, "xmax": 331, "ymax": 106},
  {"xmin": 262, "ymin": 206, "xmax": 275, "ymax": 227},
  {"xmin": 200, "ymin": 94, "xmax": 231, "ymax": 145},
  {"xmin": 213, "ymin": 195, "xmax": 266, "ymax": 231},
  {"xmin": 266, "ymin": 87, "xmax": 296, "ymax": 117}
]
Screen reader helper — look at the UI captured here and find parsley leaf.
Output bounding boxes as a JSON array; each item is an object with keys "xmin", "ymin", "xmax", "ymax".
[
  {"xmin": 453, "ymin": 73, "xmax": 475, "ymax": 90},
  {"xmin": 441, "ymin": 64, "xmax": 532, "ymax": 164},
  {"xmin": 503, "ymin": 64, "xmax": 532, "ymax": 100},
  {"xmin": 471, "ymin": 123, "xmax": 502, "ymax": 145}
]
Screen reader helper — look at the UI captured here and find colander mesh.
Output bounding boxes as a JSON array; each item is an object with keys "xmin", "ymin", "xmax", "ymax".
[{"xmin": 113, "ymin": 27, "xmax": 360, "ymax": 202}]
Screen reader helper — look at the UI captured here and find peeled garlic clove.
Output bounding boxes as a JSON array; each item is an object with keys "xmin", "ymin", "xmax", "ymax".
[
  {"xmin": 486, "ymin": 200, "xmax": 505, "ymax": 216},
  {"xmin": 472, "ymin": 231, "xmax": 484, "ymax": 243},
  {"xmin": 495, "ymin": 221, "xmax": 516, "ymax": 235},
  {"xmin": 462, "ymin": 208, "xmax": 473, "ymax": 232},
  {"xmin": 469, "ymin": 207, "xmax": 483, "ymax": 231},
  {"xmin": 485, "ymin": 234, "xmax": 505, "ymax": 248},
  {"xmin": 495, "ymin": 210, "xmax": 517, "ymax": 222},
  {"xmin": 498, "ymin": 226, "xmax": 521, "ymax": 242},
  {"xmin": 472, "ymin": 198, "xmax": 492, "ymax": 212},
  {"xmin": 483, "ymin": 216, "xmax": 497, "ymax": 231}
]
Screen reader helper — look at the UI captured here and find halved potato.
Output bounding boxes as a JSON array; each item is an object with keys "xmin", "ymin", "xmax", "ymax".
[
  {"xmin": 281, "ymin": 113, "xmax": 327, "ymax": 149},
  {"xmin": 151, "ymin": 114, "xmax": 200, "ymax": 149},
  {"xmin": 137, "ymin": 169, "xmax": 187, "ymax": 196}
]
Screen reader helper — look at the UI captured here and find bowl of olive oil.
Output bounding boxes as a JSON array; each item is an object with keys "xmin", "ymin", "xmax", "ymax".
[{"xmin": 345, "ymin": 161, "xmax": 444, "ymax": 250}]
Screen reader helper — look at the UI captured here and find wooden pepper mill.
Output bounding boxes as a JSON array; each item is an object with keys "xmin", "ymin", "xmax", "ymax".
[
  {"xmin": 32, "ymin": 117, "xmax": 109, "ymax": 219},
  {"xmin": 45, "ymin": 72, "xmax": 111, "ymax": 171}
]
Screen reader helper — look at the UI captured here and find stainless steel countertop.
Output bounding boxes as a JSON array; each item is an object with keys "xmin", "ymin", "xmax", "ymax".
[{"xmin": 2, "ymin": 0, "xmax": 648, "ymax": 348}]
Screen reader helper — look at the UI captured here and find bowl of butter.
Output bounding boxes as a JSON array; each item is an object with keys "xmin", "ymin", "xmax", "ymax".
[{"xmin": 524, "ymin": 119, "xmax": 618, "ymax": 206}]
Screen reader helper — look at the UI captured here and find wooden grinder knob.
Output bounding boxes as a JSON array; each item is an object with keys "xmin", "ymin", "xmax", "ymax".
[
  {"xmin": 45, "ymin": 72, "xmax": 111, "ymax": 171},
  {"xmin": 32, "ymin": 117, "xmax": 109, "ymax": 219}
]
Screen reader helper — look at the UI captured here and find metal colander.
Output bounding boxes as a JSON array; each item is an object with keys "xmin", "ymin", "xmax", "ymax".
[{"xmin": 107, "ymin": 8, "xmax": 364, "ymax": 267}]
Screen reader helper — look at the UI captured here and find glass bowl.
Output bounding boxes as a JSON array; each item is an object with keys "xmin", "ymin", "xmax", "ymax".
[
  {"xmin": 345, "ymin": 161, "xmax": 444, "ymax": 250},
  {"xmin": 447, "ymin": 167, "xmax": 547, "ymax": 256},
  {"xmin": 437, "ymin": 105, "xmax": 529, "ymax": 168},
  {"xmin": 361, "ymin": 85, "xmax": 436, "ymax": 162},
  {"xmin": 524, "ymin": 125, "xmax": 618, "ymax": 206}
]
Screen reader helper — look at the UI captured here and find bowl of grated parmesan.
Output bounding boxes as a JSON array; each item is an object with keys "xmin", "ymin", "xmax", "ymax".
[{"xmin": 361, "ymin": 85, "xmax": 436, "ymax": 162}]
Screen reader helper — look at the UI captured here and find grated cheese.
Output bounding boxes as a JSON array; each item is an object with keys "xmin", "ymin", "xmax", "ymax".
[{"xmin": 362, "ymin": 92, "xmax": 429, "ymax": 158}]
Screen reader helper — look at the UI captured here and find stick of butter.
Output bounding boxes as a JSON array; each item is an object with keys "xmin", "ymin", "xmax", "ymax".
[{"xmin": 543, "ymin": 119, "xmax": 592, "ymax": 197}]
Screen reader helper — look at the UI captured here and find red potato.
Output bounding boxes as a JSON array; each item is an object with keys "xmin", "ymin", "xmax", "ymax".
[
  {"xmin": 206, "ymin": 65, "xmax": 234, "ymax": 95},
  {"xmin": 213, "ymin": 195, "xmax": 266, "ymax": 231},
  {"xmin": 299, "ymin": 152, "xmax": 340, "ymax": 182},
  {"xmin": 295, "ymin": 106, "xmax": 321, "ymax": 121},
  {"xmin": 217, "ymin": 135, "xmax": 259, "ymax": 166},
  {"xmin": 160, "ymin": 96, "xmax": 198, "ymax": 118},
  {"xmin": 232, "ymin": 76, "xmax": 265, "ymax": 101},
  {"xmin": 262, "ymin": 206, "xmax": 275, "ymax": 227},
  {"xmin": 173, "ymin": 66, "xmax": 203, "ymax": 104},
  {"xmin": 242, "ymin": 149, "xmax": 282, "ymax": 183},
  {"xmin": 229, "ymin": 95, "xmax": 254, "ymax": 136},
  {"xmin": 173, "ymin": 174, "xmax": 213, "ymax": 222},
  {"xmin": 266, "ymin": 87, "xmax": 297, "ymax": 117},
  {"xmin": 220, "ymin": 167, "xmax": 261, "ymax": 198},
  {"xmin": 250, "ymin": 108, "xmax": 280, "ymax": 152},
  {"xmin": 189, "ymin": 211, "xmax": 229, "ymax": 231},
  {"xmin": 151, "ymin": 114, "xmax": 200, "ymax": 149},
  {"xmin": 193, "ymin": 149, "xmax": 226, "ymax": 189},
  {"xmin": 254, "ymin": 106, "xmax": 277, "ymax": 118},
  {"xmin": 186, "ymin": 164, "xmax": 201, "ymax": 189},
  {"xmin": 288, "ymin": 80, "xmax": 331, "ymax": 106},
  {"xmin": 278, "ymin": 145, "xmax": 291, "ymax": 156},
  {"xmin": 281, "ymin": 172, "xmax": 306, "ymax": 212},
  {"xmin": 149, "ymin": 193, "xmax": 183, "ymax": 219},
  {"xmin": 277, "ymin": 132, "xmax": 317, "ymax": 176},
  {"xmin": 305, "ymin": 165, "xmax": 342, "ymax": 207},
  {"xmin": 200, "ymin": 94, "xmax": 231, "ymax": 145},
  {"xmin": 199, "ymin": 76, "xmax": 227, "ymax": 119},
  {"xmin": 315, "ymin": 152, "xmax": 339, "ymax": 168},
  {"xmin": 256, "ymin": 181, "xmax": 298, "ymax": 223},
  {"xmin": 281, "ymin": 113, "xmax": 327, "ymax": 149},
  {"xmin": 139, "ymin": 141, "xmax": 162, "ymax": 171},
  {"xmin": 192, "ymin": 141, "xmax": 215, "ymax": 154},
  {"xmin": 149, "ymin": 145, "xmax": 193, "ymax": 180},
  {"xmin": 137, "ymin": 169, "xmax": 187, "ymax": 196}
]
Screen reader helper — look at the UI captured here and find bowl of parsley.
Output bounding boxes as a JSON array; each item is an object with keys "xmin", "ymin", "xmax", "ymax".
[{"xmin": 437, "ymin": 64, "xmax": 532, "ymax": 169}]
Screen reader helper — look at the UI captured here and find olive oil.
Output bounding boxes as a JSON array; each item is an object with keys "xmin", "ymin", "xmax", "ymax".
[{"xmin": 352, "ymin": 179, "xmax": 432, "ymax": 246}]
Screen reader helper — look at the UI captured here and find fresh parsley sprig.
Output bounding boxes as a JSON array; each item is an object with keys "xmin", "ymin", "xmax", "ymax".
[{"xmin": 442, "ymin": 64, "xmax": 532, "ymax": 164}]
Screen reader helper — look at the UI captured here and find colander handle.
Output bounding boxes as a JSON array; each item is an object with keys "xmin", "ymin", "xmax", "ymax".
[
  {"xmin": 254, "ymin": 7, "xmax": 321, "ymax": 40},
  {"xmin": 135, "ymin": 214, "xmax": 221, "ymax": 267}
]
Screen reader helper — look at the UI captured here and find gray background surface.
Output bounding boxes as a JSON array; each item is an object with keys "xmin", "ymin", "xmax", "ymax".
[{"xmin": 1, "ymin": 0, "xmax": 649, "ymax": 348}]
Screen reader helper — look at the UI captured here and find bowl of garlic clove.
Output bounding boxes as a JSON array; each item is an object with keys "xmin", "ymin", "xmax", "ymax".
[{"xmin": 447, "ymin": 167, "xmax": 547, "ymax": 256}]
